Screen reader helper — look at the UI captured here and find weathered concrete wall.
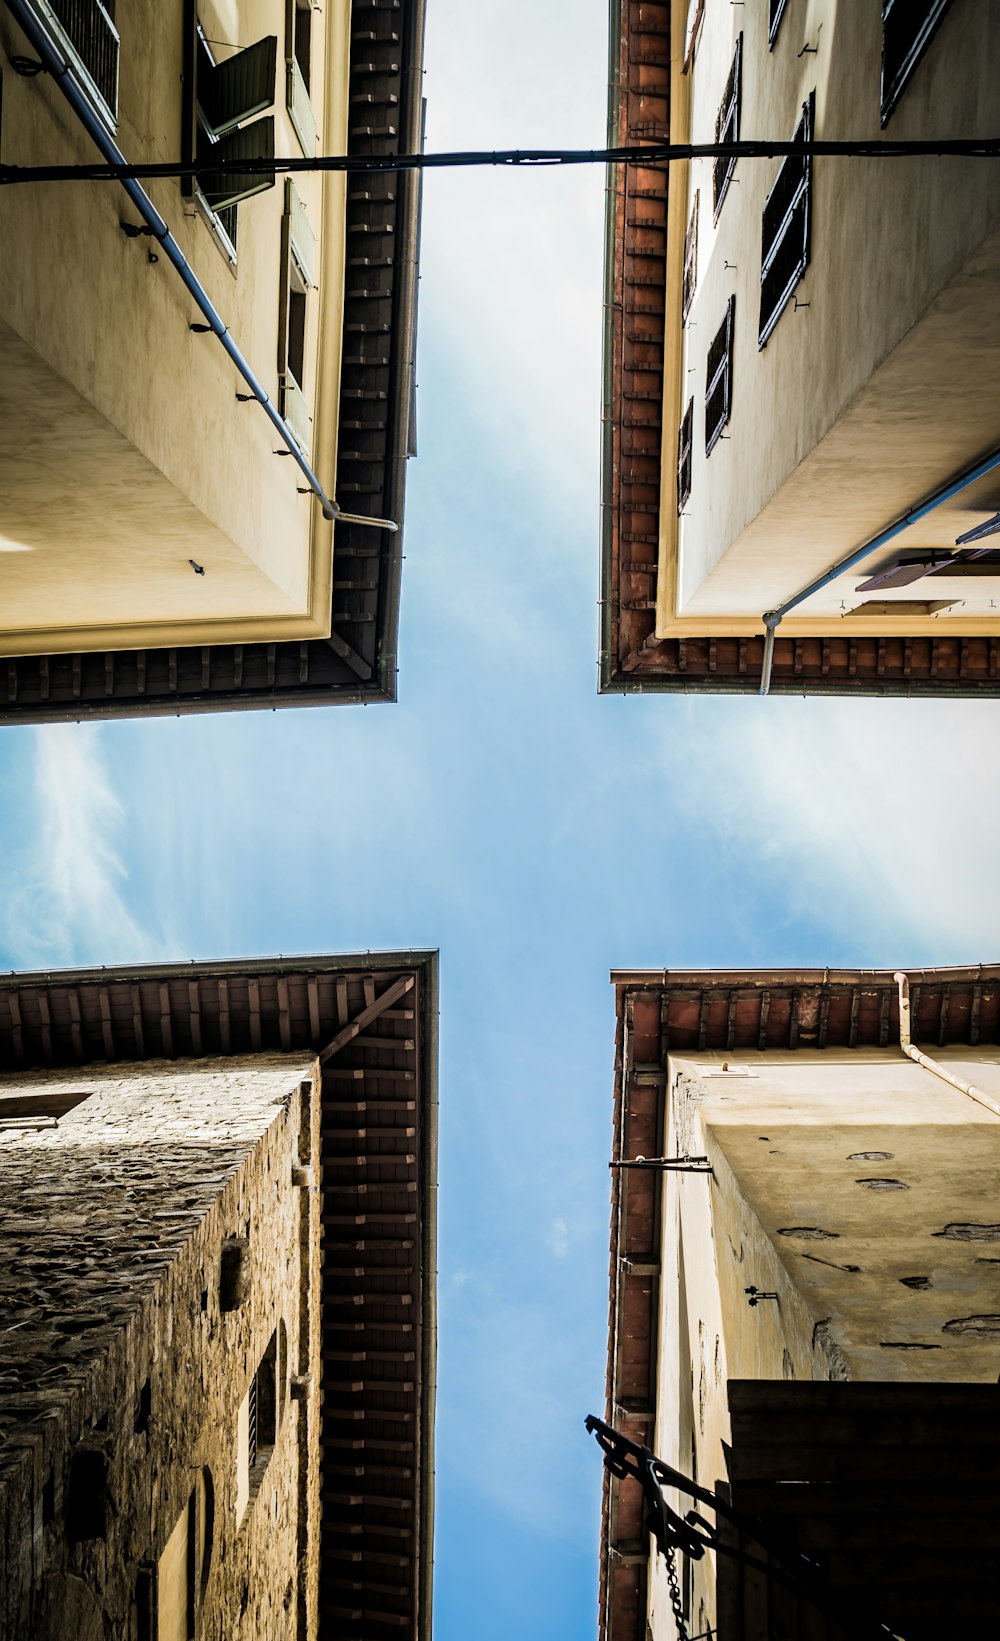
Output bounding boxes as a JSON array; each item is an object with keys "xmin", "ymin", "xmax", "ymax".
[
  {"xmin": 0, "ymin": 0, "xmax": 351, "ymax": 652},
  {"xmin": 0, "ymin": 1052, "xmax": 321, "ymax": 1641},
  {"xmin": 648, "ymin": 1046, "xmax": 1000, "ymax": 1639}
]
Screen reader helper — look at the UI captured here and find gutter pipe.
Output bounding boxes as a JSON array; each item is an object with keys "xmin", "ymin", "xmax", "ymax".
[
  {"xmin": 758, "ymin": 444, "xmax": 1000, "ymax": 694},
  {"xmin": 894, "ymin": 971, "xmax": 1000, "ymax": 1120},
  {"xmin": 5, "ymin": 0, "xmax": 396, "ymax": 532}
]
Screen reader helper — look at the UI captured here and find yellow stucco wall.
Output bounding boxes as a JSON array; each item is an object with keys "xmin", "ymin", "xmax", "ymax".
[
  {"xmin": 656, "ymin": 0, "xmax": 1000, "ymax": 640},
  {"xmin": 0, "ymin": 0, "xmax": 351, "ymax": 654},
  {"xmin": 647, "ymin": 1046, "xmax": 1000, "ymax": 1639}
]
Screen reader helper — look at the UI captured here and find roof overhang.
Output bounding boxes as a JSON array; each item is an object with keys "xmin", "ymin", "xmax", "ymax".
[
  {"xmin": 0, "ymin": 950, "xmax": 438, "ymax": 1641},
  {"xmin": 598, "ymin": 962, "xmax": 1000, "ymax": 1640}
]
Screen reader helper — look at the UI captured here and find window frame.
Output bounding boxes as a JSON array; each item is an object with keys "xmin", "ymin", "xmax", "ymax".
[
  {"xmin": 681, "ymin": 192, "xmax": 699, "ymax": 327},
  {"xmin": 677, "ymin": 398, "xmax": 694, "ymax": 512},
  {"xmin": 180, "ymin": 4, "xmax": 277, "ymax": 263},
  {"xmin": 758, "ymin": 93, "xmax": 814, "ymax": 349},
  {"xmin": 286, "ymin": 0, "xmax": 319, "ymax": 158},
  {"xmin": 237, "ymin": 1330, "xmax": 280, "ymax": 1526},
  {"xmin": 713, "ymin": 34, "xmax": 742, "ymax": 223},
  {"xmin": 277, "ymin": 181, "xmax": 317, "ymax": 453},
  {"xmin": 34, "ymin": 0, "xmax": 119, "ymax": 130},
  {"xmin": 705, "ymin": 295, "xmax": 736, "ymax": 457},
  {"xmin": 881, "ymin": 0, "xmax": 956, "ymax": 126},
  {"xmin": 768, "ymin": 0, "xmax": 790, "ymax": 50}
]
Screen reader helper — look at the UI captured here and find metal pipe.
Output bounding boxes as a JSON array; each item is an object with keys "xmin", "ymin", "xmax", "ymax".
[
  {"xmin": 894, "ymin": 971, "xmax": 1000, "ymax": 1120},
  {"xmin": 759, "ymin": 443, "xmax": 1000, "ymax": 694},
  {"xmin": 5, "ymin": 0, "xmax": 397, "ymax": 532}
]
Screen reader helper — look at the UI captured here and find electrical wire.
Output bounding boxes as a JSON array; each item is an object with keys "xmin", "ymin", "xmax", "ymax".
[{"xmin": 2, "ymin": 136, "xmax": 1000, "ymax": 186}]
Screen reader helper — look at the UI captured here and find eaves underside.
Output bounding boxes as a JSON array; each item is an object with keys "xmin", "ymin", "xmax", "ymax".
[
  {"xmin": 0, "ymin": 952, "xmax": 439, "ymax": 1641},
  {"xmin": 598, "ymin": 964, "xmax": 1000, "ymax": 1641},
  {"xmin": 0, "ymin": 0, "xmax": 426, "ymax": 724}
]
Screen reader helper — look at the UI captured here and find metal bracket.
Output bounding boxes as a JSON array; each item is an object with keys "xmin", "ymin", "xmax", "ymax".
[
  {"xmin": 610, "ymin": 1155, "xmax": 713, "ymax": 1174},
  {"xmin": 586, "ymin": 1416, "xmax": 900, "ymax": 1640}
]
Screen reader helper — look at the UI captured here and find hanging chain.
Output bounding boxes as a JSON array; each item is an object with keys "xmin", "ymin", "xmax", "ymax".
[{"xmin": 664, "ymin": 1543, "xmax": 689, "ymax": 1641}]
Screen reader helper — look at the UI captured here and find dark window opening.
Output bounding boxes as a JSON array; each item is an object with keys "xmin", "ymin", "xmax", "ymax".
[
  {"xmin": 713, "ymin": 34, "xmax": 742, "ymax": 222},
  {"xmin": 248, "ymin": 1331, "xmax": 278, "ymax": 1473},
  {"xmin": 758, "ymin": 94, "xmax": 813, "ymax": 349},
  {"xmin": 769, "ymin": 0, "xmax": 789, "ymax": 48},
  {"xmin": 705, "ymin": 296, "xmax": 736, "ymax": 456},
  {"xmin": 677, "ymin": 398, "xmax": 694, "ymax": 512},
  {"xmin": 0, "ymin": 1087, "xmax": 90, "ymax": 1123},
  {"xmin": 681, "ymin": 193, "xmax": 699, "ymax": 326},
  {"xmin": 287, "ymin": 284, "xmax": 307, "ymax": 391},
  {"xmin": 881, "ymin": 0, "xmax": 955, "ymax": 126},
  {"xmin": 293, "ymin": 1, "xmax": 312, "ymax": 93},
  {"xmin": 134, "ymin": 1378, "xmax": 151, "ymax": 1435}
]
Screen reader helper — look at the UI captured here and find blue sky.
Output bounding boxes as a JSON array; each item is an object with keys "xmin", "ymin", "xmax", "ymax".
[{"xmin": 2, "ymin": 2, "xmax": 1000, "ymax": 1635}]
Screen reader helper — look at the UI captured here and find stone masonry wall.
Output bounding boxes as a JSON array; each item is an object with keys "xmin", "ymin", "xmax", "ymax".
[{"xmin": 0, "ymin": 1053, "xmax": 321, "ymax": 1641}]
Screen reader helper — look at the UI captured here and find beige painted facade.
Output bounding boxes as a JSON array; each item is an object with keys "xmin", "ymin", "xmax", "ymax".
[
  {"xmin": 656, "ymin": 0, "xmax": 1000, "ymax": 641},
  {"xmin": 0, "ymin": 0, "xmax": 351, "ymax": 655},
  {"xmin": 648, "ymin": 1045, "xmax": 1000, "ymax": 1639}
]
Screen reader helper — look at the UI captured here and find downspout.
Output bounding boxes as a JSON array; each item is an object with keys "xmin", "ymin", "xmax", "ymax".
[
  {"xmin": 5, "ymin": 0, "xmax": 396, "ymax": 532},
  {"xmin": 895, "ymin": 971, "xmax": 1000, "ymax": 1120},
  {"xmin": 758, "ymin": 443, "xmax": 1000, "ymax": 694}
]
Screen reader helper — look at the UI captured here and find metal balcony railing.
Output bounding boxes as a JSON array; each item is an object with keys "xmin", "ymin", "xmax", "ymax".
[{"xmin": 34, "ymin": 0, "xmax": 119, "ymax": 126}]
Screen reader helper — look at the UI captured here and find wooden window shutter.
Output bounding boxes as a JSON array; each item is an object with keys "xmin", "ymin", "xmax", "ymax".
[
  {"xmin": 200, "ymin": 34, "xmax": 277, "ymax": 138},
  {"xmin": 199, "ymin": 117, "xmax": 275, "ymax": 209}
]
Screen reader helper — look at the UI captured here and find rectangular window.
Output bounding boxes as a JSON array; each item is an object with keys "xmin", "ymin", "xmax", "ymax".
[
  {"xmin": 758, "ymin": 95, "xmax": 813, "ymax": 349},
  {"xmin": 881, "ymin": 0, "xmax": 955, "ymax": 126},
  {"xmin": 677, "ymin": 399, "xmax": 694, "ymax": 511},
  {"xmin": 0, "ymin": 1087, "xmax": 90, "ymax": 1122},
  {"xmin": 769, "ymin": 0, "xmax": 789, "ymax": 49},
  {"xmin": 237, "ymin": 1332, "xmax": 278, "ymax": 1525},
  {"xmin": 286, "ymin": 0, "xmax": 318, "ymax": 157},
  {"xmin": 713, "ymin": 35, "xmax": 742, "ymax": 222},
  {"xmin": 278, "ymin": 181, "xmax": 317, "ymax": 452},
  {"xmin": 181, "ymin": 5, "xmax": 277, "ymax": 257},
  {"xmin": 705, "ymin": 296, "xmax": 736, "ymax": 456},
  {"xmin": 681, "ymin": 193, "xmax": 699, "ymax": 326},
  {"xmin": 36, "ymin": 0, "xmax": 119, "ymax": 127}
]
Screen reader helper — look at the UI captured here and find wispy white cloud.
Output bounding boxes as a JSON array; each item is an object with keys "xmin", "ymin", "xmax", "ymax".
[
  {"xmin": 1, "ymin": 726, "xmax": 155, "ymax": 968},
  {"xmin": 668, "ymin": 697, "xmax": 1000, "ymax": 957},
  {"xmin": 547, "ymin": 1216, "xmax": 569, "ymax": 1258}
]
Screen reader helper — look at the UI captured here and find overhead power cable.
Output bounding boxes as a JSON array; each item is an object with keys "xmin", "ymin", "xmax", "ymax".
[{"xmin": 2, "ymin": 136, "xmax": 1000, "ymax": 186}]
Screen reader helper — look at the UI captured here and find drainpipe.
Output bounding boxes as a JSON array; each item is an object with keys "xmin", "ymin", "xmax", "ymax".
[
  {"xmin": 4, "ymin": 0, "xmax": 396, "ymax": 532},
  {"xmin": 758, "ymin": 444, "xmax": 1000, "ymax": 694},
  {"xmin": 894, "ymin": 971, "xmax": 1000, "ymax": 1120}
]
